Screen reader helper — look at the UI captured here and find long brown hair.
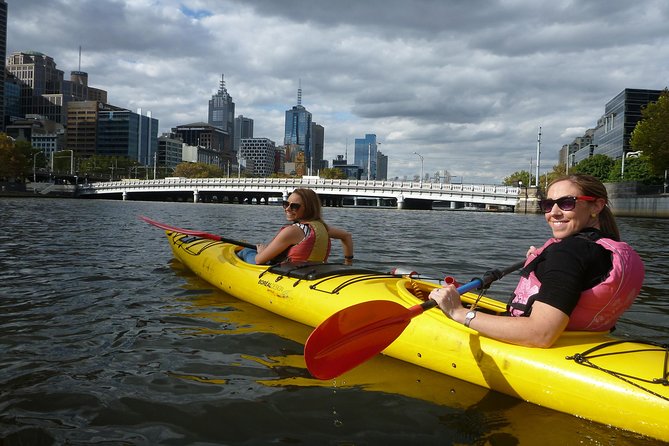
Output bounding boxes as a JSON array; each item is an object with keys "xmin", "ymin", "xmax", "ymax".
[
  {"xmin": 546, "ymin": 174, "xmax": 621, "ymax": 241},
  {"xmin": 289, "ymin": 188, "xmax": 327, "ymax": 227}
]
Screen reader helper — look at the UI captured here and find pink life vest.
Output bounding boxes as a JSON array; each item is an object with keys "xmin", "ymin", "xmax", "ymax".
[
  {"xmin": 508, "ymin": 237, "xmax": 644, "ymax": 331},
  {"xmin": 284, "ymin": 220, "xmax": 331, "ymax": 263}
]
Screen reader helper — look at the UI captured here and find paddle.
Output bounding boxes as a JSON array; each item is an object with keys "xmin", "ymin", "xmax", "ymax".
[
  {"xmin": 140, "ymin": 215, "xmax": 257, "ymax": 249},
  {"xmin": 304, "ymin": 260, "xmax": 526, "ymax": 380}
]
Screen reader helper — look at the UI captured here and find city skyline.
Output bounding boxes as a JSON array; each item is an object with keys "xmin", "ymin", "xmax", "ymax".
[{"xmin": 7, "ymin": 0, "xmax": 669, "ymax": 183}]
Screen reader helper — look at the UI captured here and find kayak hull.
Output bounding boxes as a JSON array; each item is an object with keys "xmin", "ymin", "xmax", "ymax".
[{"xmin": 166, "ymin": 232, "xmax": 669, "ymax": 442}]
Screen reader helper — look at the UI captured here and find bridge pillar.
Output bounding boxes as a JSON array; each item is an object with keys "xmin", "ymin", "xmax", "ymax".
[
  {"xmin": 354, "ymin": 197, "xmax": 359, "ymax": 206},
  {"xmin": 193, "ymin": 190, "xmax": 199, "ymax": 203},
  {"xmin": 122, "ymin": 191, "xmax": 127, "ymax": 201},
  {"xmin": 376, "ymin": 198, "xmax": 382, "ymax": 207},
  {"xmin": 397, "ymin": 194, "xmax": 405, "ymax": 209}
]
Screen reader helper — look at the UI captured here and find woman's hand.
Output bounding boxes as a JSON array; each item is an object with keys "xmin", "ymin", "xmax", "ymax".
[{"xmin": 429, "ymin": 285, "xmax": 467, "ymax": 323}]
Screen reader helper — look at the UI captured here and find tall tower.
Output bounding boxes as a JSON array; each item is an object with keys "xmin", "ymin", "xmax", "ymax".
[
  {"xmin": 0, "ymin": 0, "xmax": 7, "ymax": 130},
  {"xmin": 208, "ymin": 74, "xmax": 235, "ymax": 152},
  {"xmin": 284, "ymin": 81, "xmax": 312, "ymax": 175}
]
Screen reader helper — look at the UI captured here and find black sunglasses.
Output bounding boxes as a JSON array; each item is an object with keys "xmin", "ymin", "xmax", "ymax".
[
  {"xmin": 282, "ymin": 200, "xmax": 302, "ymax": 211},
  {"xmin": 539, "ymin": 195, "xmax": 596, "ymax": 213}
]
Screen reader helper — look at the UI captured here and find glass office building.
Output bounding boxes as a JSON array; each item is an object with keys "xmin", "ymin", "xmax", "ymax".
[
  {"xmin": 593, "ymin": 89, "xmax": 662, "ymax": 159},
  {"xmin": 354, "ymin": 134, "xmax": 379, "ymax": 180}
]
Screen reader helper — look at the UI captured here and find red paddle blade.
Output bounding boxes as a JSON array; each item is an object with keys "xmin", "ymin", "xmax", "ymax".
[
  {"xmin": 304, "ymin": 300, "xmax": 425, "ymax": 380},
  {"xmin": 139, "ymin": 216, "xmax": 222, "ymax": 241}
]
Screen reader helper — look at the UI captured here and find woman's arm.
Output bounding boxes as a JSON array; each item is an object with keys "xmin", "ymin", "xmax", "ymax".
[
  {"xmin": 254, "ymin": 225, "xmax": 304, "ymax": 265},
  {"xmin": 429, "ymin": 285, "xmax": 569, "ymax": 348},
  {"xmin": 327, "ymin": 225, "xmax": 354, "ymax": 264}
]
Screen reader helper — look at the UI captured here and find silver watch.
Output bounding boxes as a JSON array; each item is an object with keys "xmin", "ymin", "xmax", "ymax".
[{"xmin": 464, "ymin": 310, "xmax": 477, "ymax": 327}]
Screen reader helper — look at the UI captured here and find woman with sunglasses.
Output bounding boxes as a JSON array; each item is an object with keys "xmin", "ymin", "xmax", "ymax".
[
  {"xmin": 237, "ymin": 188, "xmax": 354, "ymax": 265},
  {"xmin": 429, "ymin": 173, "xmax": 644, "ymax": 348}
]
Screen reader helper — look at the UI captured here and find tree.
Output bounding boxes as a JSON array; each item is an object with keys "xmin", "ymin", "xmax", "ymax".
[
  {"xmin": 320, "ymin": 167, "xmax": 348, "ymax": 179},
  {"xmin": 0, "ymin": 134, "xmax": 27, "ymax": 181},
  {"xmin": 630, "ymin": 88, "xmax": 669, "ymax": 176},
  {"xmin": 607, "ymin": 155, "xmax": 662, "ymax": 184},
  {"xmin": 503, "ymin": 170, "xmax": 531, "ymax": 186},
  {"xmin": 174, "ymin": 162, "xmax": 223, "ymax": 178},
  {"xmin": 572, "ymin": 154, "xmax": 614, "ymax": 181}
]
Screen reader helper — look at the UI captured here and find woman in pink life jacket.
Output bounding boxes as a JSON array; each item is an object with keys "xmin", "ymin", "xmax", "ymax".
[
  {"xmin": 237, "ymin": 188, "xmax": 354, "ymax": 265},
  {"xmin": 429, "ymin": 174, "xmax": 644, "ymax": 348}
]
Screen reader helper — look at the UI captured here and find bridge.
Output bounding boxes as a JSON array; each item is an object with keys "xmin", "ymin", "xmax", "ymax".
[{"xmin": 78, "ymin": 177, "xmax": 523, "ymax": 211}]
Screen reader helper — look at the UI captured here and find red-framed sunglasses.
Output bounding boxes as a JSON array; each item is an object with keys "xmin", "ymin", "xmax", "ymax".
[{"xmin": 538, "ymin": 195, "xmax": 596, "ymax": 213}]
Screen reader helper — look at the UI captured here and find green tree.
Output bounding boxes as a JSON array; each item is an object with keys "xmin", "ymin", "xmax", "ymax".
[
  {"xmin": 320, "ymin": 167, "xmax": 348, "ymax": 179},
  {"xmin": 0, "ymin": 134, "xmax": 25, "ymax": 181},
  {"xmin": 630, "ymin": 88, "xmax": 669, "ymax": 176},
  {"xmin": 174, "ymin": 162, "xmax": 223, "ymax": 178},
  {"xmin": 607, "ymin": 155, "xmax": 662, "ymax": 184},
  {"xmin": 572, "ymin": 154, "xmax": 614, "ymax": 181},
  {"xmin": 503, "ymin": 170, "xmax": 531, "ymax": 186}
]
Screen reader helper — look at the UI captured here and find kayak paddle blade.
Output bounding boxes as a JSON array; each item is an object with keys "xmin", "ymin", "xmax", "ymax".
[{"xmin": 304, "ymin": 300, "xmax": 424, "ymax": 380}]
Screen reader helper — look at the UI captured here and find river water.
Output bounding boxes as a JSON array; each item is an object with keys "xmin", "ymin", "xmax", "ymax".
[{"xmin": 1, "ymin": 197, "xmax": 668, "ymax": 445}]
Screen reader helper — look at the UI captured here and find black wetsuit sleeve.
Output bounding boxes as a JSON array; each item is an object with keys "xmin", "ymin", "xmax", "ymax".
[{"xmin": 532, "ymin": 236, "xmax": 613, "ymax": 316}]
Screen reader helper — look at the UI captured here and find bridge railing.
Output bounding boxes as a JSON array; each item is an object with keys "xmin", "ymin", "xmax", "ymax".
[{"xmin": 79, "ymin": 177, "xmax": 520, "ymax": 196}]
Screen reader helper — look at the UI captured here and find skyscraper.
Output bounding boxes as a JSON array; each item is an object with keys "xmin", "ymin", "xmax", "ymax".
[
  {"xmin": 311, "ymin": 122, "xmax": 325, "ymax": 172},
  {"xmin": 234, "ymin": 115, "xmax": 254, "ymax": 151},
  {"xmin": 208, "ymin": 74, "xmax": 235, "ymax": 152},
  {"xmin": 354, "ymin": 134, "xmax": 378, "ymax": 180},
  {"xmin": 284, "ymin": 83, "xmax": 312, "ymax": 176}
]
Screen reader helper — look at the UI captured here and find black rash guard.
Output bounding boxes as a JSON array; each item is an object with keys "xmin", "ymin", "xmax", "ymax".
[{"xmin": 522, "ymin": 228, "xmax": 614, "ymax": 316}]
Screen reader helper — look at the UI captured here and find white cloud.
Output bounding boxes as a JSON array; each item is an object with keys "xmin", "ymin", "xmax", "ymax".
[{"xmin": 7, "ymin": 0, "xmax": 669, "ymax": 183}]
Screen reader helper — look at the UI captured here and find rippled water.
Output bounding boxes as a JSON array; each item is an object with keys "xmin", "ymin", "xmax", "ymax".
[{"xmin": 1, "ymin": 197, "xmax": 667, "ymax": 445}]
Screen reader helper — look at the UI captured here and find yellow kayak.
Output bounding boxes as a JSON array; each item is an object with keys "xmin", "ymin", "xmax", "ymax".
[{"xmin": 164, "ymin": 230, "xmax": 669, "ymax": 442}]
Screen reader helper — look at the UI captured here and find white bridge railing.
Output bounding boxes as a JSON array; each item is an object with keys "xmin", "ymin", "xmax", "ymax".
[{"xmin": 78, "ymin": 177, "xmax": 521, "ymax": 208}]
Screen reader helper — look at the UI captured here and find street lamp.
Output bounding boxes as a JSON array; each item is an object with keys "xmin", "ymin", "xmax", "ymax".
[{"xmin": 413, "ymin": 152, "xmax": 424, "ymax": 187}]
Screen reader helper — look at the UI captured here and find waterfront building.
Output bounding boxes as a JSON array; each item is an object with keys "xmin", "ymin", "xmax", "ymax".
[
  {"xmin": 332, "ymin": 154, "xmax": 363, "ymax": 179},
  {"xmin": 66, "ymin": 101, "xmax": 99, "ymax": 157},
  {"xmin": 560, "ymin": 128, "xmax": 596, "ymax": 168},
  {"xmin": 97, "ymin": 107, "xmax": 158, "ymax": 166},
  {"xmin": 311, "ymin": 122, "xmax": 325, "ymax": 173},
  {"xmin": 5, "ymin": 114, "xmax": 64, "ymax": 160},
  {"xmin": 234, "ymin": 115, "xmax": 253, "ymax": 152},
  {"xmin": 239, "ymin": 138, "xmax": 277, "ymax": 177},
  {"xmin": 284, "ymin": 84, "xmax": 312, "ymax": 176},
  {"xmin": 376, "ymin": 150, "xmax": 388, "ymax": 180},
  {"xmin": 6, "ymin": 51, "xmax": 108, "ymax": 125},
  {"xmin": 0, "ymin": 0, "xmax": 7, "ymax": 130},
  {"xmin": 4, "ymin": 72, "xmax": 23, "ymax": 124},
  {"xmin": 7, "ymin": 51, "xmax": 63, "ymax": 122},
  {"xmin": 171, "ymin": 122, "xmax": 236, "ymax": 168},
  {"xmin": 593, "ymin": 89, "xmax": 662, "ymax": 160},
  {"xmin": 66, "ymin": 100, "xmax": 158, "ymax": 165},
  {"xmin": 181, "ymin": 143, "xmax": 222, "ymax": 167},
  {"xmin": 157, "ymin": 134, "xmax": 183, "ymax": 174},
  {"xmin": 208, "ymin": 74, "xmax": 235, "ymax": 152},
  {"xmin": 354, "ymin": 134, "xmax": 379, "ymax": 180}
]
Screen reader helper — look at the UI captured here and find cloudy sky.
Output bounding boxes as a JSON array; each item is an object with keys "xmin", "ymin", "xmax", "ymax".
[{"xmin": 7, "ymin": 0, "xmax": 669, "ymax": 183}]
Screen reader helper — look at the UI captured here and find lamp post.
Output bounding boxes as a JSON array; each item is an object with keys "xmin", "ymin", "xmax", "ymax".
[
  {"xmin": 33, "ymin": 152, "xmax": 39, "ymax": 183},
  {"xmin": 413, "ymin": 151, "xmax": 424, "ymax": 187}
]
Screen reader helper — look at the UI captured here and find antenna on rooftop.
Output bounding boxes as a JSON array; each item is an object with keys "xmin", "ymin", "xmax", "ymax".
[
  {"xmin": 219, "ymin": 74, "xmax": 225, "ymax": 93},
  {"xmin": 78, "ymin": 45, "xmax": 82, "ymax": 71},
  {"xmin": 297, "ymin": 79, "xmax": 302, "ymax": 106}
]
